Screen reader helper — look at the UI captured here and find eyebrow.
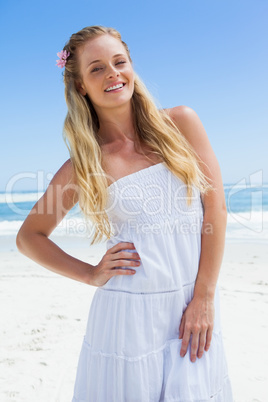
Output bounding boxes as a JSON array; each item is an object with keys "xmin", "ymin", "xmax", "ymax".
[{"xmin": 87, "ymin": 54, "xmax": 126, "ymax": 68}]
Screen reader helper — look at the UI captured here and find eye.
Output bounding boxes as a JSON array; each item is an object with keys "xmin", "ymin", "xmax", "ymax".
[
  {"xmin": 91, "ymin": 67, "xmax": 102, "ymax": 73},
  {"xmin": 91, "ymin": 60, "xmax": 126, "ymax": 73}
]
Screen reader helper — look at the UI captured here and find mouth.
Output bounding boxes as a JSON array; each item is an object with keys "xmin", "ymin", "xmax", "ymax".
[{"xmin": 104, "ymin": 83, "xmax": 126, "ymax": 93}]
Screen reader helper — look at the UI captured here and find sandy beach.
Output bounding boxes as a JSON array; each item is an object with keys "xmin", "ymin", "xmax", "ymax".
[{"xmin": 0, "ymin": 235, "xmax": 267, "ymax": 402}]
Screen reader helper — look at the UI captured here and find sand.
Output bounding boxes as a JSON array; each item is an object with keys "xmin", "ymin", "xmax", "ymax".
[{"xmin": 0, "ymin": 235, "xmax": 267, "ymax": 402}]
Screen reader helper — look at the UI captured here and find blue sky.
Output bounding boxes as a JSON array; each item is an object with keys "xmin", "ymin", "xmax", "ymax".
[{"xmin": 1, "ymin": 0, "xmax": 267, "ymax": 191}]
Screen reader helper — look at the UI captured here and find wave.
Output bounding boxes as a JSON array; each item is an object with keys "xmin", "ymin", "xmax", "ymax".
[
  {"xmin": 0, "ymin": 216, "xmax": 95, "ymax": 237},
  {"xmin": 2, "ymin": 182, "xmax": 268, "ymax": 203},
  {"xmin": 224, "ymin": 183, "xmax": 268, "ymax": 190},
  {"xmin": 1, "ymin": 211, "xmax": 267, "ymax": 243},
  {"xmin": 0, "ymin": 192, "xmax": 45, "ymax": 204},
  {"xmin": 226, "ymin": 211, "xmax": 268, "ymax": 242}
]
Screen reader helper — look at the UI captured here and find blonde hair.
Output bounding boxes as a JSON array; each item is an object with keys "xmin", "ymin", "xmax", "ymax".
[{"xmin": 61, "ymin": 25, "xmax": 214, "ymax": 244}]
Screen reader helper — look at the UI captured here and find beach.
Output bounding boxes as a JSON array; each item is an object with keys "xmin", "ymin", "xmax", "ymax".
[{"xmin": 0, "ymin": 234, "xmax": 267, "ymax": 402}]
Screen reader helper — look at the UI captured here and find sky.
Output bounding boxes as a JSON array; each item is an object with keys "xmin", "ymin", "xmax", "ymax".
[{"xmin": 0, "ymin": 0, "xmax": 267, "ymax": 191}]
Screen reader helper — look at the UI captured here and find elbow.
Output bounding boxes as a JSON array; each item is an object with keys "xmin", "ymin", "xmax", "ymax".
[
  {"xmin": 16, "ymin": 225, "xmax": 30, "ymax": 254},
  {"xmin": 221, "ymin": 202, "xmax": 228, "ymax": 220},
  {"xmin": 203, "ymin": 204, "xmax": 228, "ymax": 221},
  {"xmin": 16, "ymin": 229, "xmax": 25, "ymax": 253},
  {"xmin": 219, "ymin": 203, "xmax": 228, "ymax": 217},
  {"xmin": 221, "ymin": 207, "xmax": 228, "ymax": 227},
  {"xmin": 16, "ymin": 225, "xmax": 47, "ymax": 255}
]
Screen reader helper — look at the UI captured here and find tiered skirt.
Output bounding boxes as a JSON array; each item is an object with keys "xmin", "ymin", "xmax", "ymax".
[{"xmin": 72, "ymin": 284, "xmax": 233, "ymax": 401}]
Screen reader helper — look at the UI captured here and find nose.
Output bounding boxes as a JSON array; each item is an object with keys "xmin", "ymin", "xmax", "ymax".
[{"xmin": 106, "ymin": 63, "xmax": 120, "ymax": 78}]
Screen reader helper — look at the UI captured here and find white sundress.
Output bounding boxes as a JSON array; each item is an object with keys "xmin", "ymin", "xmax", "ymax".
[{"xmin": 72, "ymin": 162, "xmax": 233, "ymax": 402}]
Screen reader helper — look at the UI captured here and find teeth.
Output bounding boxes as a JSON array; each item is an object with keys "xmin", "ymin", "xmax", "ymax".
[{"xmin": 105, "ymin": 83, "xmax": 124, "ymax": 92}]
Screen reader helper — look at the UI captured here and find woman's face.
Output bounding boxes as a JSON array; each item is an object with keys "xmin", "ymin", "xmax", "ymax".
[{"xmin": 77, "ymin": 34, "xmax": 135, "ymax": 112}]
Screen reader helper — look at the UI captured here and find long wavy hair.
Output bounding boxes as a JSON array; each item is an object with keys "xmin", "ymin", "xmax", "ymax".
[{"xmin": 61, "ymin": 25, "xmax": 214, "ymax": 244}]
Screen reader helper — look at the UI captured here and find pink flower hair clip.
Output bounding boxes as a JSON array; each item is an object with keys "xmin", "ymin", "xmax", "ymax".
[{"xmin": 56, "ymin": 50, "xmax": 70, "ymax": 68}]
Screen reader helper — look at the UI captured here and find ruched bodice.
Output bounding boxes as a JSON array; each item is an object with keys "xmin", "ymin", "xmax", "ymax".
[{"xmin": 102, "ymin": 162, "xmax": 204, "ymax": 293}]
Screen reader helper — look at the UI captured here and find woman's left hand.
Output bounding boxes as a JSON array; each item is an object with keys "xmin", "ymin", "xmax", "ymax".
[{"xmin": 178, "ymin": 295, "xmax": 215, "ymax": 362}]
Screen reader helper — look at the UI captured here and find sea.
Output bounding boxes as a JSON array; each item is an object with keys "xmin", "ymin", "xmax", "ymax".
[{"xmin": 0, "ymin": 180, "xmax": 267, "ymax": 244}]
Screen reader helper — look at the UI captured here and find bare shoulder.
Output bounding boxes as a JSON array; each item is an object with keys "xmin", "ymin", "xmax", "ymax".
[
  {"xmin": 53, "ymin": 158, "xmax": 78, "ymax": 186},
  {"xmin": 163, "ymin": 105, "xmax": 191, "ymax": 119},
  {"xmin": 16, "ymin": 159, "xmax": 79, "ymax": 239},
  {"xmin": 162, "ymin": 105, "xmax": 214, "ymax": 160},
  {"xmin": 47, "ymin": 158, "xmax": 79, "ymax": 209},
  {"xmin": 163, "ymin": 105, "xmax": 202, "ymax": 136},
  {"xmin": 163, "ymin": 105, "xmax": 226, "ymax": 210}
]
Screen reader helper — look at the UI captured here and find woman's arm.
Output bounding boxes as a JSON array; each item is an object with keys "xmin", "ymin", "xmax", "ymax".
[
  {"xmin": 16, "ymin": 159, "xmax": 142, "ymax": 286},
  {"xmin": 16, "ymin": 159, "xmax": 94, "ymax": 284},
  {"xmin": 164, "ymin": 105, "xmax": 227, "ymax": 362}
]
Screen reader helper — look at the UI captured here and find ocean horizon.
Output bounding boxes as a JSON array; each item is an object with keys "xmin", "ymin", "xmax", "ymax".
[{"xmin": 1, "ymin": 181, "xmax": 267, "ymax": 244}]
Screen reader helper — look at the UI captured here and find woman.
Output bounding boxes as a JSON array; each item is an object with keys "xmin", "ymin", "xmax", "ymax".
[{"xmin": 16, "ymin": 25, "xmax": 233, "ymax": 401}]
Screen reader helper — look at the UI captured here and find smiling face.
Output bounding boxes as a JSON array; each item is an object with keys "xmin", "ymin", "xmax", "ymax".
[{"xmin": 76, "ymin": 34, "xmax": 135, "ymax": 113}]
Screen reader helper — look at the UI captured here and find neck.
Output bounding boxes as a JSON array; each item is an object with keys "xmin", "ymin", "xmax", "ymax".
[{"xmin": 95, "ymin": 102, "xmax": 138, "ymax": 147}]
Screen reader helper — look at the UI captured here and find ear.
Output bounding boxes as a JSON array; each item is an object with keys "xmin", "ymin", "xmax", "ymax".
[{"xmin": 75, "ymin": 81, "xmax": 87, "ymax": 96}]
